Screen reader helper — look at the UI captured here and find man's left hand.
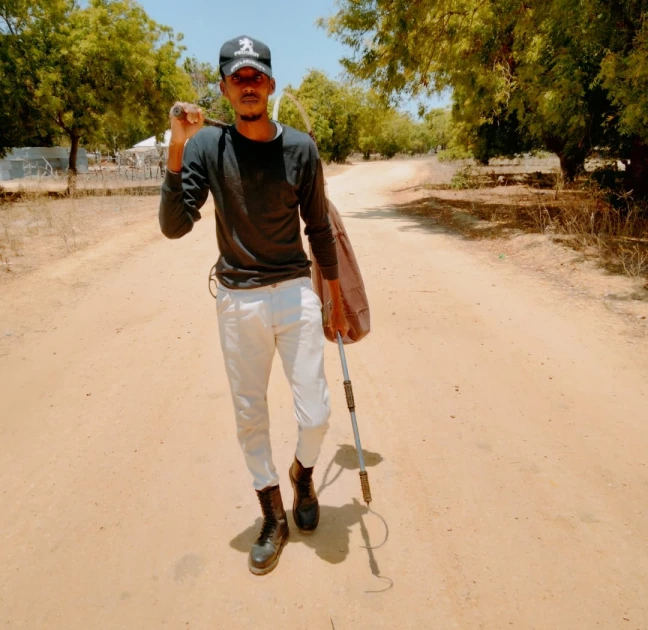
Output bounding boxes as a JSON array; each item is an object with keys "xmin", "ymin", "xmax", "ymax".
[{"xmin": 326, "ymin": 279, "xmax": 350, "ymax": 338}]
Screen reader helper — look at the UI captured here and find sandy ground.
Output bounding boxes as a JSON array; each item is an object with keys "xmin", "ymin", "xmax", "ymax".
[{"xmin": 1, "ymin": 158, "xmax": 648, "ymax": 629}]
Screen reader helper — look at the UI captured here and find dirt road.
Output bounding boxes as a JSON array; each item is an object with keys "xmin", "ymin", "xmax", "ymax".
[{"xmin": 1, "ymin": 159, "xmax": 647, "ymax": 629}]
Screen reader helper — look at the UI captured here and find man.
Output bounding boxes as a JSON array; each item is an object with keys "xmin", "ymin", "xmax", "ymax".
[{"xmin": 159, "ymin": 35, "xmax": 349, "ymax": 576}]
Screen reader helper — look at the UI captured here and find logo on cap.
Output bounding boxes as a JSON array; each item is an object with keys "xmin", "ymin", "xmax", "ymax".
[{"xmin": 234, "ymin": 37, "xmax": 260, "ymax": 58}]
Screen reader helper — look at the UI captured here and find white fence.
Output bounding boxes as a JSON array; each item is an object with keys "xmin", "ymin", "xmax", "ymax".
[
  {"xmin": 1, "ymin": 146, "xmax": 167, "ymax": 183},
  {"xmin": 0, "ymin": 147, "xmax": 89, "ymax": 181}
]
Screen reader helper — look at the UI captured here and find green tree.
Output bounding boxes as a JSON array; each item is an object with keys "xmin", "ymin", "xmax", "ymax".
[
  {"xmin": 509, "ymin": 1, "xmax": 611, "ymax": 179},
  {"xmin": 354, "ymin": 90, "xmax": 392, "ymax": 159},
  {"xmin": 276, "ymin": 70, "xmax": 361, "ymax": 163},
  {"xmin": 321, "ymin": 0, "xmax": 648, "ymax": 190},
  {"xmin": 1, "ymin": 0, "xmax": 194, "ymax": 190},
  {"xmin": 321, "ymin": 0, "xmax": 562, "ymax": 169},
  {"xmin": 425, "ymin": 108, "xmax": 451, "ymax": 151},
  {"xmin": 373, "ymin": 110, "xmax": 432, "ymax": 158},
  {"xmin": 0, "ymin": 0, "xmax": 69, "ymax": 151},
  {"xmin": 183, "ymin": 56, "xmax": 235, "ymax": 124},
  {"xmin": 598, "ymin": 3, "xmax": 648, "ymax": 195},
  {"xmin": 276, "ymin": 74, "xmax": 433, "ymax": 162}
]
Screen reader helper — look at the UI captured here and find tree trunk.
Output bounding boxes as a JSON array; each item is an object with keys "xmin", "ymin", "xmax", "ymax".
[
  {"xmin": 66, "ymin": 133, "xmax": 80, "ymax": 196},
  {"xmin": 557, "ymin": 152, "xmax": 585, "ymax": 183},
  {"xmin": 626, "ymin": 137, "xmax": 648, "ymax": 198},
  {"xmin": 544, "ymin": 135, "xmax": 586, "ymax": 183}
]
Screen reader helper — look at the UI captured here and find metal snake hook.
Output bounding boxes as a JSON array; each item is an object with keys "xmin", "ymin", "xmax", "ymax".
[{"xmin": 336, "ymin": 332, "xmax": 372, "ymax": 505}]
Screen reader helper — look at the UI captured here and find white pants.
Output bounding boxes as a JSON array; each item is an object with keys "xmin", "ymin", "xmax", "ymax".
[{"xmin": 216, "ymin": 277, "xmax": 331, "ymax": 491}]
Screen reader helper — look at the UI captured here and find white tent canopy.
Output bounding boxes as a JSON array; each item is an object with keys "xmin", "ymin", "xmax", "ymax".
[{"xmin": 130, "ymin": 130, "xmax": 172, "ymax": 151}]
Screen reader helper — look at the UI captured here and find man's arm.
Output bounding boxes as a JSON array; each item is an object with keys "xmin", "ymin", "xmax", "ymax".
[
  {"xmin": 159, "ymin": 103, "xmax": 209, "ymax": 239},
  {"xmin": 299, "ymin": 155, "xmax": 338, "ymax": 279},
  {"xmin": 298, "ymin": 144, "xmax": 349, "ymax": 337}
]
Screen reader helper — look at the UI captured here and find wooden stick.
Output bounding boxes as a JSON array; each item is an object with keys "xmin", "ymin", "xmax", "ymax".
[{"xmin": 170, "ymin": 104, "xmax": 228, "ymax": 129}]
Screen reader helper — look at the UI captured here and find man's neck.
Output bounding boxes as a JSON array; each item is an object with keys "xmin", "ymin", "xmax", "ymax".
[{"xmin": 235, "ymin": 114, "xmax": 277, "ymax": 142}]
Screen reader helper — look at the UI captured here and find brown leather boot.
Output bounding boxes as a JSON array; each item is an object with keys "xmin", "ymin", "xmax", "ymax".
[
  {"xmin": 249, "ymin": 485, "xmax": 289, "ymax": 575},
  {"xmin": 289, "ymin": 457, "xmax": 320, "ymax": 533}
]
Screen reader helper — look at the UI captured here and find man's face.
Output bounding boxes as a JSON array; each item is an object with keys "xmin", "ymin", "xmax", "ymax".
[{"xmin": 220, "ymin": 67, "xmax": 275, "ymax": 121}]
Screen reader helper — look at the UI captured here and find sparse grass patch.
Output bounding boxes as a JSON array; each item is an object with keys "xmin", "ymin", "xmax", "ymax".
[
  {"xmin": 398, "ymin": 159, "xmax": 648, "ymax": 282},
  {"xmin": 613, "ymin": 243, "xmax": 648, "ymax": 279},
  {"xmin": 0, "ymin": 240, "xmax": 10, "ymax": 272},
  {"xmin": 54, "ymin": 207, "xmax": 78, "ymax": 253},
  {"xmin": 0, "ymin": 188, "xmax": 159, "ymax": 281},
  {"xmin": 436, "ymin": 147, "xmax": 473, "ymax": 162},
  {"xmin": 494, "ymin": 190, "xmax": 648, "ymax": 280},
  {"xmin": 0, "ymin": 205, "xmax": 24, "ymax": 257},
  {"xmin": 450, "ymin": 165, "xmax": 482, "ymax": 190},
  {"xmin": 526, "ymin": 188, "xmax": 648, "ymax": 278}
]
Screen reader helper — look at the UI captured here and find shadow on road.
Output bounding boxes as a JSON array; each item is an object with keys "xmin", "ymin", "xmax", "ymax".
[
  {"xmin": 229, "ymin": 444, "xmax": 393, "ymax": 591},
  {"xmin": 230, "ymin": 503, "xmax": 369, "ymax": 565},
  {"xmin": 316, "ymin": 443, "xmax": 384, "ymax": 497},
  {"xmin": 346, "ymin": 193, "xmax": 549, "ymax": 241}
]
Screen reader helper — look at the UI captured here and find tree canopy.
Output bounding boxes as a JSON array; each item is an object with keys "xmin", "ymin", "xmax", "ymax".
[
  {"xmin": 322, "ymin": 0, "xmax": 648, "ymax": 194},
  {"xmin": 0, "ymin": 0, "xmax": 194, "ymax": 188},
  {"xmin": 183, "ymin": 56, "xmax": 235, "ymax": 124},
  {"xmin": 276, "ymin": 70, "xmax": 436, "ymax": 162}
]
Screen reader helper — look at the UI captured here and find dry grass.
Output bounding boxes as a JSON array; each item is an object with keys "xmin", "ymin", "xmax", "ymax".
[
  {"xmin": 0, "ymin": 206, "xmax": 24, "ymax": 272},
  {"xmin": 0, "ymin": 190, "xmax": 159, "ymax": 278},
  {"xmin": 54, "ymin": 206, "xmax": 78, "ymax": 253},
  {"xmin": 415, "ymin": 157, "xmax": 648, "ymax": 282},
  {"xmin": 521, "ymin": 188, "xmax": 648, "ymax": 279}
]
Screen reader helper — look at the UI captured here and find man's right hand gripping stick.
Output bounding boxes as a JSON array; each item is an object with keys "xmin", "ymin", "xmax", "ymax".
[{"xmin": 171, "ymin": 104, "xmax": 228, "ymax": 129}]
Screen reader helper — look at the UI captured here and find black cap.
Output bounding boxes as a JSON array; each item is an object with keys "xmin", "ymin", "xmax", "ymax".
[{"xmin": 219, "ymin": 36, "xmax": 272, "ymax": 78}]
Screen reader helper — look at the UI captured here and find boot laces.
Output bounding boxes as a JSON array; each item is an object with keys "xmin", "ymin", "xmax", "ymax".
[
  {"xmin": 295, "ymin": 469, "xmax": 313, "ymax": 497},
  {"xmin": 258, "ymin": 491, "xmax": 278, "ymax": 540}
]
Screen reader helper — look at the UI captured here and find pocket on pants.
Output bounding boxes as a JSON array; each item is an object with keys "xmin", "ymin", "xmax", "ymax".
[
  {"xmin": 300, "ymin": 286, "xmax": 325, "ymax": 330},
  {"xmin": 301, "ymin": 280, "xmax": 322, "ymax": 310}
]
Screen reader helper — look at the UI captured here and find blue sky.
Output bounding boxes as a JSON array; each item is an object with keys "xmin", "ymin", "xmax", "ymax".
[{"xmin": 136, "ymin": 0, "xmax": 450, "ymax": 117}]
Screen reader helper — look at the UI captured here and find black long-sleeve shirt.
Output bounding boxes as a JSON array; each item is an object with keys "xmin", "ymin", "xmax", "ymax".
[{"xmin": 159, "ymin": 124, "xmax": 339, "ymax": 290}]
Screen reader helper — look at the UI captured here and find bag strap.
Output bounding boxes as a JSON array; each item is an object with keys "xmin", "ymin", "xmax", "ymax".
[{"xmin": 272, "ymin": 91, "xmax": 316, "ymax": 144}]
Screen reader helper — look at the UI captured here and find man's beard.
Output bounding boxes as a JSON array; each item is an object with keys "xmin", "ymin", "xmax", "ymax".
[{"xmin": 240, "ymin": 113, "xmax": 263, "ymax": 122}]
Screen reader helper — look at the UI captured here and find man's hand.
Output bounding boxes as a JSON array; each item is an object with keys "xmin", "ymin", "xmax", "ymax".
[
  {"xmin": 326, "ymin": 278, "xmax": 350, "ymax": 339},
  {"xmin": 167, "ymin": 102, "xmax": 205, "ymax": 172}
]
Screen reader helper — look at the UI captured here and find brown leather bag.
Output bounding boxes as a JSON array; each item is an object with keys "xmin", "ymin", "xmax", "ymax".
[
  {"xmin": 311, "ymin": 197, "xmax": 371, "ymax": 344},
  {"xmin": 272, "ymin": 91, "xmax": 371, "ymax": 344}
]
